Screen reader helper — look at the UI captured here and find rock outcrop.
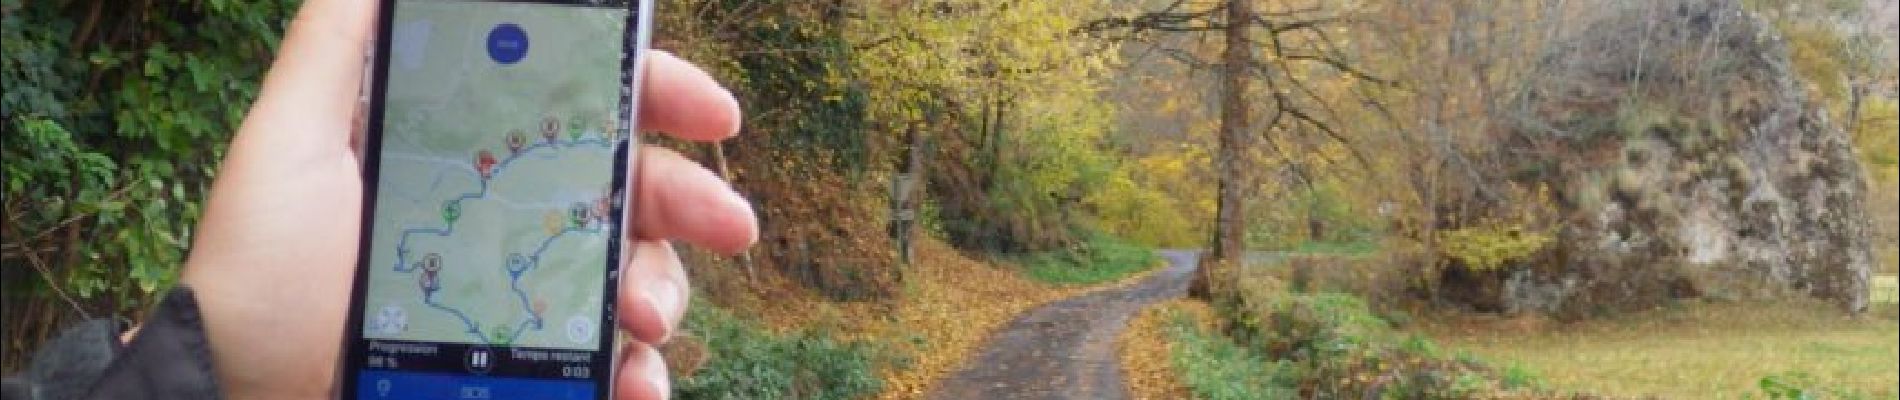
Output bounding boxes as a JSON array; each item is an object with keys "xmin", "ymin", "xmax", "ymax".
[{"xmin": 1495, "ymin": 0, "xmax": 1874, "ymax": 315}]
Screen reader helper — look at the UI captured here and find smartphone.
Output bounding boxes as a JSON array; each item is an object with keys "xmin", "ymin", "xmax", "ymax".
[{"xmin": 339, "ymin": 0, "xmax": 652, "ymax": 398}]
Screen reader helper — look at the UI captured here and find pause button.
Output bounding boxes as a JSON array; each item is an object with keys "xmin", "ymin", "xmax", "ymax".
[{"xmin": 466, "ymin": 346, "xmax": 494, "ymax": 374}]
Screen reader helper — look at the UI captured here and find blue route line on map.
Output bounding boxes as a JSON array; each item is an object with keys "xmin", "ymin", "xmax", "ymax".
[{"xmin": 390, "ymin": 135, "xmax": 615, "ymax": 345}]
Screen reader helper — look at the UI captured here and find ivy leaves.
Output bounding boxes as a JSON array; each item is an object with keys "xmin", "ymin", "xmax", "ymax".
[{"xmin": 2, "ymin": 0, "xmax": 296, "ymax": 310}]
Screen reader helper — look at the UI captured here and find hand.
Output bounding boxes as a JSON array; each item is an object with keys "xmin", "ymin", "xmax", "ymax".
[{"xmin": 178, "ymin": 1, "xmax": 756, "ymax": 399}]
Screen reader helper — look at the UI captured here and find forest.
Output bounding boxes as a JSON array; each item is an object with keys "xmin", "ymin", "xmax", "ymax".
[{"xmin": 4, "ymin": 0, "xmax": 1897, "ymax": 398}]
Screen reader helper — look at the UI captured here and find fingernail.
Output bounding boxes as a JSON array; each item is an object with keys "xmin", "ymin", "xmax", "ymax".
[
  {"xmin": 643, "ymin": 278, "xmax": 680, "ymax": 340},
  {"xmin": 721, "ymin": 88, "xmax": 743, "ymax": 136},
  {"xmin": 722, "ymin": 189, "xmax": 758, "ymax": 248}
]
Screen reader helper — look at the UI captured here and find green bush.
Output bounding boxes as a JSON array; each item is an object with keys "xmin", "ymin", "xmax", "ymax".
[
  {"xmin": 1199, "ymin": 273, "xmax": 1558, "ymax": 399},
  {"xmin": 1018, "ymin": 232, "xmax": 1157, "ymax": 285},
  {"xmin": 3, "ymin": 0, "xmax": 295, "ymax": 294},
  {"xmin": 1162, "ymin": 310, "xmax": 1298, "ymax": 400},
  {"xmin": 3, "ymin": 0, "xmax": 298, "ymax": 369},
  {"xmin": 673, "ymin": 303, "xmax": 881, "ymax": 400},
  {"xmin": 1239, "ymin": 292, "xmax": 1394, "ymax": 359}
]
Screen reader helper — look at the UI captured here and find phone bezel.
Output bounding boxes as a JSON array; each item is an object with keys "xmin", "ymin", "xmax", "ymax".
[{"xmin": 338, "ymin": 1, "xmax": 653, "ymax": 398}]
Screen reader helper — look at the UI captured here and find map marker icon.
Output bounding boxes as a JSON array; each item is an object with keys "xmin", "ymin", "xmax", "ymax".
[
  {"xmin": 600, "ymin": 116, "xmax": 618, "ymax": 142},
  {"xmin": 541, "ymin": 116, "xmax": 561, "ymax": 143},
  {"xmin": 507, "ymin": 129, "xmax": 527, "ymax": 154},
  {"xmin": 569, "ymin": 202, "xmax": 590, "ymax": 228},
  {"xmin": 506, "ymin": 253, "xmax": 530, "ymax": 276},
  {"xmin": 531, "ymin": 298, "xmax": 548, "ymax": 326},
  {"xmin": 543, "ymin": 211, "xmax": 565, "ymax": 235},
  {"xmin": 593, "ymin": 196, "xmax": 611, "ymax": 225},
  {"xmin": 421, "ymin": 253, "xmax": 442, "ymax": 273},
  {"xmin": 474, "ymin": 150, "xmax": 497, "ymax": 180},
  {"xmin": 418, "ymin": 253, "xmax": 442, "ymax": 294},
  {"xmin": 442, "ymin": 201, "xmax": 461, "ymax": 225}
]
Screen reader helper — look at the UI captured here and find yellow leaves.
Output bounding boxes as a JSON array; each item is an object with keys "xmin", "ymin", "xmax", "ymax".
[
  {"xmin": 1434, "ymin": 183, "xmax": 1559, "ymax": 272},
  {"xmin": 870, "ymin": 239, "xmax": 1168, "ymax": 399},
  {"xmin": 1854, "ymin": 97, "xmax": 1900, "ymax": 183},
  {"xmin": 871, "ymin": 241, "xmax": 1069, "ymax": 398},
  {"xmin": 844, "ymin": 0, "xmax": 1120, "ymax": 129},
  {"xmin": 1118, "ymin": 300, "xmax": 1199, "ymax": 400},
  {"xmin": 1437, "ymin": 225, "xmax": 1552, "ymax": 272},
  {"xmin": 1089, "ymin": 153, "xmax": 1210, "ymax": 248}
]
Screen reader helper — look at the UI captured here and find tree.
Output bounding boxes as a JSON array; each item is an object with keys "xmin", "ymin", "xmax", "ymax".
[
  {"xmin": 1084, "ymin": 0, "xmax": 1382, "ymax": 299},
  {"xmin": 846, "ymin": 0, "xmax": 1127, "ymax": 256},
  {"xmin": 657, "ymin": 0, "xmax": 1132, "ymax": 298}
]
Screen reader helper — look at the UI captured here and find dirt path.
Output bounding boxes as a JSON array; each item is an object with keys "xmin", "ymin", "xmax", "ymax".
[{"xmin": 926, "ymin": 250, "xmax": 1199, "ymax": 400}]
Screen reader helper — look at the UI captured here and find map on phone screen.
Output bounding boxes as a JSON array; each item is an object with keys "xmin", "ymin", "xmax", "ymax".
[{"xmin": 362, "ymin": 2, "xmax": 627, "ymax": 351}]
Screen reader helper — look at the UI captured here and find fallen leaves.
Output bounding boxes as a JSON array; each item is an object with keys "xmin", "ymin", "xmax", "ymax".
[
  {"xmin": 872, "ymin": 239, "xmax": 1095, "ymax": 399},
  {"xmin": 684, "ymin": 236, "xmax": 1168, "ymax": 400},
  {"xmin": 874, "ymin": 239, "xmax": 1168, "ymax": 399},
  {"xmin": 1117, "ymin": 299, "xmax": 1204, "ymax": 400}
]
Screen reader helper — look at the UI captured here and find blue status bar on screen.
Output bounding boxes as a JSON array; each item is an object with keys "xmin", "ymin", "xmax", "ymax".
[{"xmin": 356, "ymin": 370, "xmax": 595, "ymax": 400}]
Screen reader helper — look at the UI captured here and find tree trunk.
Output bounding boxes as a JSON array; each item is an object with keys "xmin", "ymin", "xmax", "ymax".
[
  {"xmin": 1192, "ymin": 0, "xmax": 1253, "ymax": 300},
  {"xmin": 897, "ymin": 121, "xmax": 927, "ymax": 270}
]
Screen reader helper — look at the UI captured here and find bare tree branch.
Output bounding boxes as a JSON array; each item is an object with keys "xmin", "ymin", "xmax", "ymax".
[{"xmin": 1077, "ymin": 0, "xmax": 1228, "ymax": 35}]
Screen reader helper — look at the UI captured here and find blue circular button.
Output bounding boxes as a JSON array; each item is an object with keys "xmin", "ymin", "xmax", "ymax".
[{"xmin": 486, "ymin": 24, "xmax": 528, "ymax": 65}]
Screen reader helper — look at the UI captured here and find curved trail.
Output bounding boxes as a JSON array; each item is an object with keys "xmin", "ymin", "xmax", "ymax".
[
  {"xmin": 388, "ymin": 136, "xmax": 615, "ymax": 344},
  {"xmin": 927, "ymin": 250, "xmax": 1199, "ymax": 400}
]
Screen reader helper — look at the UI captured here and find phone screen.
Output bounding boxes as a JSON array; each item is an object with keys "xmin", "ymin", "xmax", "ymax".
[{"xmin": 342, "ymin": 1, "xmax": 647, "ymax": 398}]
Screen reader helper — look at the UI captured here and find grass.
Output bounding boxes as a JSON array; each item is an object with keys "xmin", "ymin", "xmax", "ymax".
[
  {"xmin": 1020, "ymin": 233, "xmax": 1159, "ymax": 285},
  {"xmin": 673, "ymin": 302, "xmax": 882, "ymax": 400},
  {"xmin": 1155, "ymin": 301, "xmax": 1299, "ymax": 400},
  {"xmin": 1413, "ymin": 300, "xmax": 1900, "ymax": 399},
  {"xmin": 1156, "ymin": 263, "xmax": 1551, "ymax": 399}
]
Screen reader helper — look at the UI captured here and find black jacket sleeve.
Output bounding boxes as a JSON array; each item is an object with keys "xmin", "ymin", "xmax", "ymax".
[{"xmin": 2, "ymin": 287, "xmax": 224, "ymax": 400}]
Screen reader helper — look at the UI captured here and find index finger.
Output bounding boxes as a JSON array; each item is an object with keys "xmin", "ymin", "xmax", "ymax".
[{"xmin": 638, "ymin": 51, "xmax": 742, "ymax": 141}]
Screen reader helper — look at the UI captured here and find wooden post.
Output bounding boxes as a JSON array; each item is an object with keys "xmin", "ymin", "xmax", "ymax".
[{"xmin": 705, "ymin": 142, "xmax": 754, "ymax": 281}]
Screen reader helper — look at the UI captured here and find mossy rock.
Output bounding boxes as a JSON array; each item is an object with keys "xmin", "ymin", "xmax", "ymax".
[{"xmin": 1612, "ymin": 168, "xmax": 1649, "ymax": 204}]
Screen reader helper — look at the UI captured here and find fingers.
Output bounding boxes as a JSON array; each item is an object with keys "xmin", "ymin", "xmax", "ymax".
[
  {"xmin": 638, "ymin": 51, "xmax": 742, "ymax": 141},
  {"xmin": 618, "ymin": 241, "xmax": 689, "ymax": 344},
  {"xmin": 238, "ymin": 12, "xmax": 740, "ymax": 151},
  {"xmin": 241, "ymin": 0, "xmax": 377, "ymax": 150},
  {"xmin": 615, "ymin": 341, "xmax": 671, "ymax": 400},
  {"xmin": 633, "ymin": 147, "xmax": 758, "ymax": 255}
]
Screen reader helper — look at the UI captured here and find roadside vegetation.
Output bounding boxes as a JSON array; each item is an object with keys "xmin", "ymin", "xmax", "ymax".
[
  {"xmin": 672, "ymin": 303, "xmax": 882, "ymax": 400},
  {"xmin": 1142, "ymin": 256, "xmax": 1900, "ymax": 400},
  {"xmin": 1020, "ymin": 233, "xmax": 1161, "ymax": 286},
  {"xmin": 1203, "ymin": 252, "xmax": 1896, "ymax": 398},
  {"xmin": 1186, "ymin": 266, "xmax": 1558, "ymax": 399}
]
